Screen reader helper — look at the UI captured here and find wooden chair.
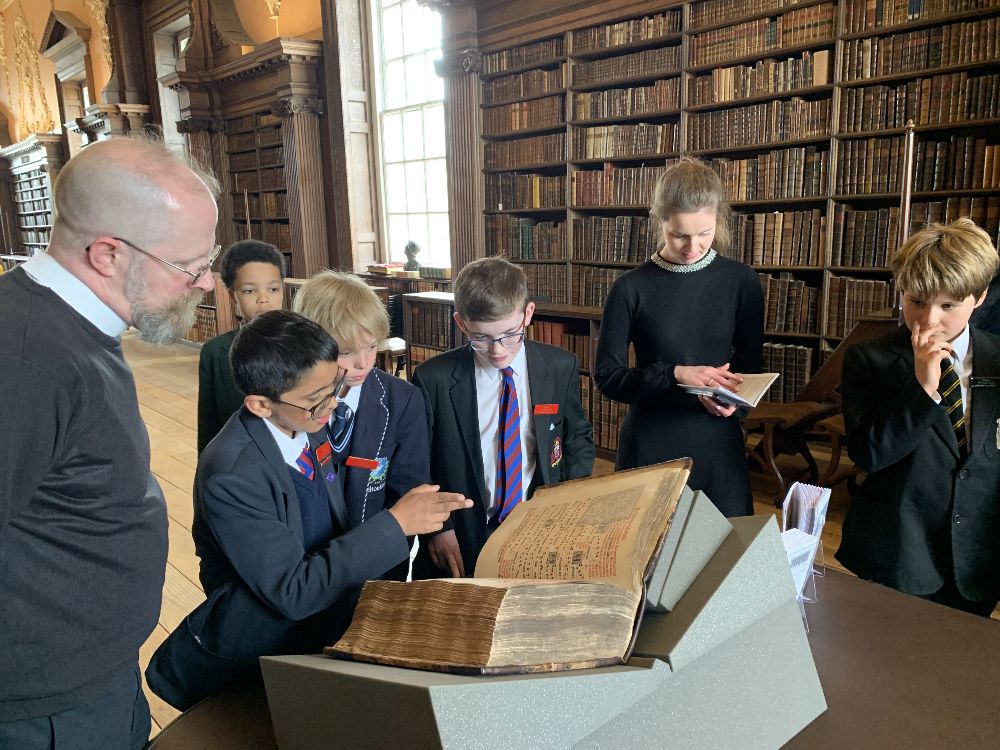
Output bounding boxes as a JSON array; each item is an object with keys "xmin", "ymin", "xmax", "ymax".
[
  {"xmin": 745, "ymin": 309, "xmax": 898, "ymax": 503},
  {"xmin": 376, "ymin": 337, "xmax": 407, "ymax": 377},
  {"xmin": 814, "ymin": 413, "xmax": 863, "ymax": 489}
]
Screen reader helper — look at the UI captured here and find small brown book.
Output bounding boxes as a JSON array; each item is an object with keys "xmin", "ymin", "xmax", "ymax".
[{"xmin": 327, "ymin": 460, "xmax": 692, "ymax": 675}]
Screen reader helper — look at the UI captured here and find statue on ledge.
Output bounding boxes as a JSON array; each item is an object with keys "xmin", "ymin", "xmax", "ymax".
[{"xmin": 404, "ymin": 241, "xmax": 421, "ymax": 272}]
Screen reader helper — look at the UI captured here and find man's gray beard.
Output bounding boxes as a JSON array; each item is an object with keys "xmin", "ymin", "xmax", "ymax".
[{"xmin": 125, "ymin": 261, "xmax": 203, "ymax": 344}]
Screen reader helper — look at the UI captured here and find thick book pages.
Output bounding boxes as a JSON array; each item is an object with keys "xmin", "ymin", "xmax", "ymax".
[
  {"xmin": 680, "ymin": 372, "xmax": 780, "ymax": 408},
  {"xmin": 328, "ymin": 459, "xmax": 692, "ymax": 675}
]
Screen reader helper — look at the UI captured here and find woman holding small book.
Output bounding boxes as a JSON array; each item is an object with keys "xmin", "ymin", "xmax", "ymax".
[{"xmin": 594, "ymin": 158, "xmax": 764, "ymax": 517}]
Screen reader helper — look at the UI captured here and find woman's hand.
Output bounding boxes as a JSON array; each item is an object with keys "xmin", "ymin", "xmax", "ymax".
[
  {"xmin": 674, "ymin": 363, "xmax": 743, "ymax": 391},
  {"xmin": 697, "ymin": 395, "xmax": 737, "ymax": 418}
]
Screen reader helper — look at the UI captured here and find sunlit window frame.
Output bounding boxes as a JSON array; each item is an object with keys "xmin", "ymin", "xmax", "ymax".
[{"xmin": 370, "ymin": 0, "xmax": 451, "ymax": 268}]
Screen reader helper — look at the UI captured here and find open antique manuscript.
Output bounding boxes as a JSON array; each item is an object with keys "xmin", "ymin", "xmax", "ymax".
[{"xmin": 328, "ymin": 459, "xmax": 691, "ymax": 675}]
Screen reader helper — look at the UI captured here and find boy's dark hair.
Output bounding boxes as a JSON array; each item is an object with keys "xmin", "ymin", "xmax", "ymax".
[
  {"xmin": 220, "ymin": 240, "xmax": 285, "ymax": 288},
  {"xmin": 230, "ymin": 310, "xmax": 339, "ymax": 400},
  {"xmin": 453, "ymin": 257, "xmax": 528, "ymax": 322}
]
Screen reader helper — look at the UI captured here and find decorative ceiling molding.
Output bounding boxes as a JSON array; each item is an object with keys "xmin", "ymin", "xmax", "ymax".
[
  {"xmin": 81, "ymin": 0, "xmax": 112, "ymax": 70},
  {"xmin": 13, "ymin": 1, "xmax": 56, "ymax": 139}
]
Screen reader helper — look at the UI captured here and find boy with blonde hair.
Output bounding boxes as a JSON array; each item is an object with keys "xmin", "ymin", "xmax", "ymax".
[
  {"xmin": 294, "ymin": 272, "xmax": 430, "ymax": 579},
  {"xmin": 837, "ymin": 218, "xmax": 1000, "ymax": 616},
  {"xmin": 411, "ymin": 257, "xmax": 595, "ymax": 578}
]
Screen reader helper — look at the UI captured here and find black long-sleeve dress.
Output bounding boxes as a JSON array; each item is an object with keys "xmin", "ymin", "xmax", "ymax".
[{"xmin": 594, "ymin": 249, "xmax": 764, "ymax": 516}]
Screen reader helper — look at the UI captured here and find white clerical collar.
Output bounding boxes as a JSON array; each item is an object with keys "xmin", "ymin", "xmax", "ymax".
[
  {"xmin": 263, "ymin": 416, "xmax": 310, "ymax": 468},
  {"xmin": 21, "ymin": 251, "xmax": 127, "ymax": 338}
]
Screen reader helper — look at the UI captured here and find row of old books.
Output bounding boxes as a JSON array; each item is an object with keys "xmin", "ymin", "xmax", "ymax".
[
  {"xmin": 709, "ymin": 146, "xmax": 828, "ymax": 200},
  {"xmin": 910, "ymin": 197, "xmax": 1000, "ymax": 246},
  {"xmin": 485, "ymin": 173, "xmax": 565, "ymax": 210},
  {"xmin": 834, "ymin": 137, "xmax": 904, "ymax": 195},
  {"xmin": 260, "ymin": 168, "xmax": 283, "ymax": 190},
  {"xmin": 842, "ymin": 0, "xmax": 1000, "ymax": 34},
  {"xmin": 582, "ymin": 376, "xmax": 629, "ymax": 451},
  {"xmin": 840, "ymin": 17, "xmax": 1000, "ymax": 82},
  {"xmin": 572, "ymin": 78, "xmax": 680, "ymax": 121},
  {"xmin": 838, "ymin": 72, "xmax": 1000, "ymax": 132},
  {"xmin": 233, "ymin": 192, "xmax": 287, "ymax": 219},
  {"xmin": 830, "ymin": 205, "xmax": 900, "ymax": 268},
  {"xmin": 572, "ymin": 216, "xmax": 659, "ymax": 264},
  {"xmin": 482, "ymin": 36, "xmax": 565, "ymax": 76},
  {"xmin": 688, "ymin": 50, "xmax": 831, "ymax": 106},
  {"xmin": 484, "ymin": 133, "xmax": 566, "ymax": 170},
  {"xmin": 259, "ymin": 222, "xmax": 291, "ymax": 251},
  {"xmin": 482, "ymin": 66, "xmax": 567, "ymax": 105},
  {"xmin": 573, "ymin": 265, "xmax": 627, "ymax": 308},
  {"xmin": 688, "ymin": 97, "xmax": 831, "ymax": 150},
  {"xmin": 763, "ymin": 342, "xmax": 814, "ymax": 402},
  {"xmin": 570, "ymin": 9, "xmax": 681, "ymax": 54},
  {"xmin": 571, "ymin": 45, "xmax": 682, "ymax": 87},
  {"xmin": 483, "ymin": 95, "xmax": 565, "ymax": 137},
  {"xmin": 407, "ymin": 345, "xmax": 439, "ymax": 368},
  {"xmin": 485, "ymin": 215, "xmax": 568, "ymax": 260},
  {"xmin": 912, "ymin": 136, "xmax": 1000, "ymax": 192},
  {"xmin": 690, "ymin": 0, "xmax": 785, "ymax": 29},
  {"xmin": 571, "ymin": 122, "xmax": 678, "ymax": 160},
  {"xmin": 570, "ymin": 163, "xmax": 671, "ymax": 207},
  {"xmin": 407, "ymin": 302, "xmax": 454, "ymax": 350},
  {"xmin": 826, "ymin": 274, "xmax": 897, "ymax": 338},
  {"xmin": 689, "ymin": 4, "xmax": 836, "ymax": 68},
  {"xmin": 759, "ymin": 272, "xmax": 821, "ymax": 334},
  {"xmin": 526, "ymin": 322, "xmax": 593, "ymax": 369},
  {"xmin": 518, "ymin": 262, "xmax": 570, "ymax": 304},
  {"xmin": 730, "ymin": 209, "xmax": 825, "ymax": 267}
]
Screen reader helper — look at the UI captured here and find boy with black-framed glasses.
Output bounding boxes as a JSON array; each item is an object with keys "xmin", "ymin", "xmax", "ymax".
[
  {"xmin": 146, "ymin": 311, "xmax": 470, "ymax": 710},
  {"xmin": 411, "ymin": 257, "xmax": 595, "ymax": 580}
]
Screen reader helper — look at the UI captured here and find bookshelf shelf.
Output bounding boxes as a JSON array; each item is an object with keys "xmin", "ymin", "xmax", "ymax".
[
  {"xmin": 686, "ymin": 84, "xmax": 834, "ymax": 113},
  {"xmin": 689, "ymin": 0, "xmax": 835, "ymax": 35},
  {"xmin": 731, "ymin": 196, "xmax": 828, "ymax": 207},
  {"xmin": 481, "ymin": 89, "xmax": 569, "ymax": 108},
  {"xmin": 569, "ymin": 153, "xmax": 679, "ymax": 165},
  {"xmin": 569, "ymin": 258, "xmax": 642, "ymax": 268},
  {"xmin": 838, "ymin": 57, "xmax": 1000, "ymax": 88},
  {"xmin": 483, "ymin": 161, "xmax": 567, "ymax": 174},
  {"xmin": 840, "ymin": 6, "xmax": 1000, "ymax": 41},
  {"xmin": 570, "ymin": 109, "xmax": 681, "ymax": 126},
  {"xmin": 569, "ymin": 70, "xmax": 681, "ymax": 92},
  {"xmin": 484, "ymin": 207, "xmax": 568, "ymax": 215},
  {"xmin": 686, "ymin": 134, "xmax": 830, "ymax": 156},
  {"xmin": 482, "ymin": 123, "xmax": 567, "ymax": 140},
  {"xmin": 686, "ymin": 39, "xmax": 836, "ymax": 75},
  {"xmin": 480, "ymin": 56, "xmax": 567, "ymax": 81},
  {"xmin": 570, "ymin": 204, "xmax": 653, "ymax": 212},
  {"xmin": 569, "ymin": 32, "xmax": 683, "ymax": 61},
  {"xmin": 837, "ymin": 119, "xmax": 1000, "ymax": 140}
]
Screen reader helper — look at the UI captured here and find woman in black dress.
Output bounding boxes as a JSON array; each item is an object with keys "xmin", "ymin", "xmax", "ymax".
[{"xmin": 594, "ymin": 159, "xmax": 764, "ymax": 517}]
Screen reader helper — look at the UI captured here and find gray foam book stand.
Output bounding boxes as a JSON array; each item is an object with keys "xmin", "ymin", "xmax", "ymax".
[{"xmin": 261, "ymin": 499, "xmax": 826, "ymax": 750}]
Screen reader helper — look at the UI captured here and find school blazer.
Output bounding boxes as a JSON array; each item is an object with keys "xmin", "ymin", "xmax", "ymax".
[
  {"xmin": 836, "ymin": 325, "xmax": 1000, "ymax": 602},
  {"xmin": 337, "ymin": 369, "xmax": 430, "ymax": 529},
  {"xmin": 411, "ymin": 340, "xmax": 595, "ymax": 577},
  {"xmin": 146, "ymin": 408, "xmax": 409, "ymax": 710}
]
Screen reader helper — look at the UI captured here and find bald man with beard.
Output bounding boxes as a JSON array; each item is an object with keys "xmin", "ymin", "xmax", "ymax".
[{"xmin": 0, "ymin": 138, "xmax": 218, "ymax": 750}]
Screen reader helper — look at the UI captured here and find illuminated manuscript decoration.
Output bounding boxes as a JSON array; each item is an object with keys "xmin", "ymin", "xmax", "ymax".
[{"xmin": 14, "ymin": 2, "xmax": 55, "ymax": 139}]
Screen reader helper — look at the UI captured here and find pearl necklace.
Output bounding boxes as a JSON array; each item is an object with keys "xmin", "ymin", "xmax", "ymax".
[{"xmin": 650, "ymin": 248, "xmax": 717, "ymax": 273}]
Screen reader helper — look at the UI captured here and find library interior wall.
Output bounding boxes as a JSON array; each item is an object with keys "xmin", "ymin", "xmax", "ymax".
[
  {"xmin": 0, "ymin": 0, "xmax": 112, "ymax": 144},
  {"xmin": 232, "ymin": 0, "xmax": 322, "ymax": 42}
]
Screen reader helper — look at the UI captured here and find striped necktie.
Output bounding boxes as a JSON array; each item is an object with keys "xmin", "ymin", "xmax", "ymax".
[
  {"xmin": 496, "ymin": 366, "xmax": 523, "ymax": 522},
  {"xmin": 328, "ymin": 400, "xmax": 355, "ymax": 460},
  {"xmin": 296, "ymin": 444, "xmax": 316, "ymax": 480},
  {"xmin": 939, "ymin": 358, "xmax": 967, "ymax": 456}
]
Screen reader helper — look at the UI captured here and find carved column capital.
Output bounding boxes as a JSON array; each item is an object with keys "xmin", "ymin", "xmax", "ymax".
[
  {"xmin": 272, "ymin": 97, "xmax": 325, "ymax": 117},
  {"xmin": 435, "ymin": 48, "xmax": 481, "ymax": 78}
]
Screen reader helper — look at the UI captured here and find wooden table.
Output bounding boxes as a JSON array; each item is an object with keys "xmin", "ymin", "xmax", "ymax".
[{"xmin": 148, "ymin": 572, "xmax": 1000, "ymax": 749}]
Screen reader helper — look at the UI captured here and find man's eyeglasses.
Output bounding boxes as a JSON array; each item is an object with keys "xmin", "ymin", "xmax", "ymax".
[
  {"xmin": 274, "ymin": 370, "xmax": 348, "ymax": 419},
  {"xmin": 113, "ymin": 236, "xmax": 221, "ymax": 282},
  {"xmin": 467, "ymin": 329, "xmax": 526, "ymax": 352}
]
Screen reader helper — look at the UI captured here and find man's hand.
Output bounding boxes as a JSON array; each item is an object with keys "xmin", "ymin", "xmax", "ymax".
[
  {"xmin": 388, "ymin": 484, "xmax": 471, "ymax": 537},
  {"xmin": 427, "ymin": 529, "xmax": 465, "ymax": 577},
  {"xmin": 911, "ymin": 322, "xmax": 953, "ymax": 398}
]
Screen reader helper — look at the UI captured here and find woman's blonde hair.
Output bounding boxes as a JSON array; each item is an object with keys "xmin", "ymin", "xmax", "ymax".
[
  {"xmin": 649, "ymin": 157, "xmax": 731, "ymax": 253},
  {"xmin": 890, "ymin": 217, "xmax": 998, "ymax": 301},
  {"xmin": 292, "ymin": 270, "xmax": 390, "ymax": 349}
]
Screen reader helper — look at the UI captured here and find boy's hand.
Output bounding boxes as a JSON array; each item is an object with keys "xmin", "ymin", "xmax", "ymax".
[
  {"xmin": 427, "ymin": 529, "xmax": 465, "ymax": 577},
  {"xmin": 388, "ymin": 484, "xmax": 471, "ymax": 537},
  {"xmin": 674, "ymin": 363, "xmax": 743, "ymax": 392},
  {"xmin": 911, "ymin": 322, "xmax": 954, "ymax": 398}
]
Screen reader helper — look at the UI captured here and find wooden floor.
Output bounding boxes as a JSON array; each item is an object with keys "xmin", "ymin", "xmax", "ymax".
[{"xmin": 124, "ymin": 333, "xmax": 855, "ymax": 736}]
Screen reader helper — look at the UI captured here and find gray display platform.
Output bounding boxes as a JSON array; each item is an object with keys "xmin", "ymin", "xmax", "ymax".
[{"xmin": 261, "ymin": 500, "xmax": 827, "ymax": 750}]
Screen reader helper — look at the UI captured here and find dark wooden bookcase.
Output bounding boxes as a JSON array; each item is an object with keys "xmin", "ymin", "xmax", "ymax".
[{"xmin": 0, "ymin": 134, "xmax": 65, "ymax": 267}]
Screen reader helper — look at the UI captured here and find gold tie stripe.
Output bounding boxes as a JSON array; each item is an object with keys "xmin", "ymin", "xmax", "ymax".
[{"xmin": 940, "ymin": 361, "xmax": 967, "ymax": 454}]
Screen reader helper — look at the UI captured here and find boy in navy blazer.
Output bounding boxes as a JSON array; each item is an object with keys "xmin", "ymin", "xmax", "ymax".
[
  {"xmin": 837, "ymin": 218, "xmax": 1000, "ymax": 616},
  {"xmin": 412, "ymin": 258, "xmax": 595, "ymax": 579},
  {"xmin": 294, "ymin": 271, "xmax": 431, "ymax": 579},
  {"xmin": 146, "ymin": 311, "xmax": 470, "ymax": 709}
]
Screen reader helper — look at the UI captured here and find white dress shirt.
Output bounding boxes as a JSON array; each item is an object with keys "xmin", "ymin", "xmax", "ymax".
[
  {"xmin": 474, "ymin": 344, "xmax": 537, "ymax": 518},
  {"xmin": 264, "ymin": 417, "xmax": 310, "ymax": 470}
]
